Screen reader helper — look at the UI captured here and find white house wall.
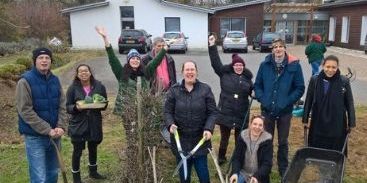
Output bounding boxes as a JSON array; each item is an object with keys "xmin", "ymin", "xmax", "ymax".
[{"xmin": 69, "ymin": 0, "xmax": 209, "ymax": 49}]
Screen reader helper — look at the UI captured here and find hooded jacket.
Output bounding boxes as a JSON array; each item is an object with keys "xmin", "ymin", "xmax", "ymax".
[{"xmin": 254, "ymin": 53, "xmax": 305, "ymax": 118}]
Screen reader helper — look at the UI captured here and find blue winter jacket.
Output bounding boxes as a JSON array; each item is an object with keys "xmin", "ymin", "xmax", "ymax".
[
  {"xmin": 254, "ymin": 53, "xmax": 305, "ymax": 118},
  {"xmin": 18, "ymin": 67, "xmax": 61, "ymax": 136}
]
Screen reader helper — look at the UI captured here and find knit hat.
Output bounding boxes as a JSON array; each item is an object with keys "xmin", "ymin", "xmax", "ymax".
[
  {"xmin": 312, "ymin": 34, "xmax": 322, "ymax": 43},
  {"xmin": 32, "ymin": 47, "xmax": 52, "ymax": 64},
  {"xmin": 127, "ymin": 49, "xmax": 141, "ymax": 63},
  {"xmin": 232, "ymin": 54, "xmax": 245, "ymax": 66}
]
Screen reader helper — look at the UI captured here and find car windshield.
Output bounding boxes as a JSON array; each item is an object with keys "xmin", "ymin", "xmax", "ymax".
[
  {"xmin": 163, "ymin": 33, "xmax": 181, "ymax": 39},
  {"xmin": 227, "ymin": 32, "xmax": 244, "ymax": 38},
  {"xmin": 121, "ymin": 30, "xmax": 144, "ymax": 37},
  {"xmin": 263, "ymin": 33, "xmax": 280, "ymax": 40}
]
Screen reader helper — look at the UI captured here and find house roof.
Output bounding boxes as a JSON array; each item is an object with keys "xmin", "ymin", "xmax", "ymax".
[
  {"xmin": 61, "ymin": 0, "xmax": 214, "ymax": 14},
  {"xmin": 159, "ymin": 0, "xmax": 214, "ymax": 14},
  {"xmin": 211, "ymin": 0, "xmax": 271, "ymax": 11},
  {"xmin": 264, "ymin": 3, "xmax": 319, "ymax": 14},
  {"xmin": 319, "ymin": 0, "xmax": 367, "ymax": 9},
  {"xmin": 61, "ymin": 1, "xmax": 109, "ymax": 14}
]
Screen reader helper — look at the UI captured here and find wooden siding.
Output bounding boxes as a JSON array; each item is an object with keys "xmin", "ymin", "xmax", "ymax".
[
  {"xmin": 209, "ymin": 4, "xmax": 264, "ymax": 45},
  {"xmin": 327, "ymin": 4, "xmax": 367, "ymax": 50}
]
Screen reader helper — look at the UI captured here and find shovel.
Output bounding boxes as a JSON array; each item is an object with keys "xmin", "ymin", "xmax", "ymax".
[{"xmin": 51, "ymin": 138, "xmax": 68, "ymax": 183}]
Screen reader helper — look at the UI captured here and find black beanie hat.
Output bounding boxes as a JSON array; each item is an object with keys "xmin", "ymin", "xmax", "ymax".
[{"xmin": 32, "ymin": 47, "xmax": 52, "ymax": 64}]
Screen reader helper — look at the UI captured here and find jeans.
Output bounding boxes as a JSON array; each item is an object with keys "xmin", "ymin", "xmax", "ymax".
[
  {"xmin": 176, "ymin": 155, "xmax": 210, "ymax": 183},
  {"xmin": 310, "ymin": 59, "xmax": 322, "ymax": 76},
  {"xmin": 262, "ymin": 113, "xmax": 292, "ymax": 177},
  {"xmin": 24, "ymin": 135, "xmax": 60, "ymax": 183},
  {"xmin": 237, "ymin": 173, "xmax": 246, "ymax": 183}
]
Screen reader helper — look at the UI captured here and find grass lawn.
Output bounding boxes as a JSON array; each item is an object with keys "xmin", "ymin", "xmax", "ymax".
[{"xmin": 1, "ymin": 106, "xmax": 366, "ymax": 182}]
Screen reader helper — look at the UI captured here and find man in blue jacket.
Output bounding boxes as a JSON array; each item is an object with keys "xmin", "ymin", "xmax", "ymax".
[
  {"xmin": 254, "ymin": 38, "xmax": 305, "ymax": 178},
  {"xmin": 16, "ymin": 48, "xmax": 67, "ymax": 183}
]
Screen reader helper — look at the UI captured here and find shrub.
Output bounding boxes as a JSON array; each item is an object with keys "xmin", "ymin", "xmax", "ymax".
[
  {"xmin": 51, "ymin": 54, "xmax": 69, "ymax": 69},
  {"xmin": 0, "ymin": 42, "xmax": 21, "ymax": 56},
  {"xmin": 0, "ymin": 64, "xmax": 27, "ymax": 80},
  {"xmin": 15, "ymin": 57, "xmax": 33, "ymax": 70},
  {"xmin": 49, "ymin": 43, "xmax": 70, "ymax": 53}
]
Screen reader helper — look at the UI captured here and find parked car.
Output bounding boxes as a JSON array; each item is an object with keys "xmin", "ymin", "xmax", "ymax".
[
  {"xmin": 252, "ymin": 32, "xmax": 281, "ymax": 52},
  {"xmin": 163, "ymin": 32, "xmax": 188, "ymax": 53},
  {"xmin": 222, "ymin": 31, "xmax": 248, "ymax": 53},
  {"xmin": 118, "ymin": 29, "xmax": 152, "ymax": 54}
]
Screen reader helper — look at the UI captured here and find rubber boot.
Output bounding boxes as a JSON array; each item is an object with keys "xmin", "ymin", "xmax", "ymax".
[
  {"xmin": 218, "ymin": 148, "xmax": 227, "ymax": 166},
  {"xmin": 89, "ymin": 164, "xmax": 106, "ymax": 179},
  {"xmin": 72, "ymin": 170, "xmax": 82, "ymax": 183}
]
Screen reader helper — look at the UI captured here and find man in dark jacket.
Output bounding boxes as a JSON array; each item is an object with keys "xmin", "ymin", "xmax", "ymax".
[
  {"xmin": 142, "ymin": 37, "xmax": 177, "ymax": 94},
  {"xmin": 254, "ymin": 39, "xmax": 305, "ymax": 178},
  {"xmin": 16, "ymin": 48, "xmax": 67, "ymax": 183}
]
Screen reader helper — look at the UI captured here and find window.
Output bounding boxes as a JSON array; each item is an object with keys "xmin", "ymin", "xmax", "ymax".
[
  {"xmin": 341, "ymin": 16, "xmax": 350, "ymax": 43},
  {"xmin": 219, "ymin": 18, "xmax": 246, "ymax": 38},
  {"xmin": 120, "ymin": 6, "xmax": 134, "ymax": 29},
  {"xmin": 361, "ymin": 16, "xmax": 367, "ymax": 45},
  {"xmin": 328, "ymin": 17, "xmax": 336, "ymax": 41},
  {"xmin": 165, "ymin": 17, "xmax": 180, "ymax": 32}
]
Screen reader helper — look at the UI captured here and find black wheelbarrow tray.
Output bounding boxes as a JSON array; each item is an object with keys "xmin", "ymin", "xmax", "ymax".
[{"xmin": 282, "ymin": 128, "xmax": 349, "ymax": 183}]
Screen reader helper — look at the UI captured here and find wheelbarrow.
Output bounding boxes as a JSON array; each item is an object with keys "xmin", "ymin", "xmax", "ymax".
[{"xmin": 282, "ymin": 127, "xmax": 349, "ymax": 183}]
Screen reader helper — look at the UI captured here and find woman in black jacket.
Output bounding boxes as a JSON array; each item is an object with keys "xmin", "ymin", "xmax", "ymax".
[
  {"xmin": 230, "ymin": 115, "xmax": 273, "ymax": 183},
  {"xmin": 164, "ymin": 61, "xmax": 218, "ymax": 183},
  {"xmin": 303, "ymin": 55, "xmax": 356, "ymax": 152},
  {"xmin": 66, "ymin": 64, "xmax": 107, "ymax": 183},
  {"xmin": 208, "ymin": 35, "xmax": 253, "ymax": 165}
]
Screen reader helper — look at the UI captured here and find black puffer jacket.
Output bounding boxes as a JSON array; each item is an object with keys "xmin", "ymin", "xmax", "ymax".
[
  {"xmin": 209, "ymin": 45, "xmax": 253, "ymax": 129},
  {"xmin": 66, "ymin": 80, "xmax": 107, "ymax": 142},
  {"xmin": 164, "ymin": 80, "xmax": 218, "ymax": 156}
]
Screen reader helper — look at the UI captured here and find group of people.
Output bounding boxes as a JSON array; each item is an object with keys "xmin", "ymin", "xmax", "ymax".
[{"xmin": 15, "ymin": 28, "xmax": 355, "ymax": 183}]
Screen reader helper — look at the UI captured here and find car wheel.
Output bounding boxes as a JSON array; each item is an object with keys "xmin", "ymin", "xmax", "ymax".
[
  {"xmin": 259, "ymin": 46, "xmax": 264, "ymax": 53},
  {"xmin": 119, "ymin": 47, "xmax": 124, "ymax": 54},
  {"xmin": 244, "ymin": 48, "xmax": 248, "ymax": 53},
  {"xmin": 365, "ymin": 50, "xmax": 367, "ymax": 54}
]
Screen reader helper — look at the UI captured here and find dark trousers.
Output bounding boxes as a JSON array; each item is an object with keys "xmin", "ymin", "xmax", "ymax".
[
  {"xmin": 219, "ymin": 125, "xmax": 241, "ymax": 158},
  {"xmin": 176, "ymin": 155, "xmax": 210, "ymax": 183},
  {"xmin": 263, "ymin": 113, "xmax": 292, "ymax": 177},
  {"xmin": 72, "ymin": 141, "xmax": 98, "ymax": 171}
]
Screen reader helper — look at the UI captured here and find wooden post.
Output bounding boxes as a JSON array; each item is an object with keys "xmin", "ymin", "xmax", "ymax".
[
  {"xmin": 137, "ymin": 76, "xmax": 143, "ymax": 182},
  {"xmin": 271, "ymin": 4, "xmax": 276, "ymax": 32}
]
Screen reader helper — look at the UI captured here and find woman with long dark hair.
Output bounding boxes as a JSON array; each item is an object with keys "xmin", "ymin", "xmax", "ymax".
[
  {"xmin": 95, "ymin": 26, "xmax": 168, "ymax": 115},
  {"xmin": 66, "ymin": 64, "xmax": 107, "ymax": 183}
]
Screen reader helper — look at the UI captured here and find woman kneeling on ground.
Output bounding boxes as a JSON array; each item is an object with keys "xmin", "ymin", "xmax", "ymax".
[{"xmin": 230, "ymin": 115, "xmax": 273, "ymax": 183}]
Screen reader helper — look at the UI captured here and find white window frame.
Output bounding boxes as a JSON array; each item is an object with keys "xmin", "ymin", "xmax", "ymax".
[
  {"xmin": 328, "ymin": 17, "xmax": 336, "ymax": 41},
  {"xmin": 341, "ymin": 16, "xmax": 350, "ymax": 43},
  {"xmin": 361, "ymin": 16, "xmax": 367, "ymax": 45}
]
